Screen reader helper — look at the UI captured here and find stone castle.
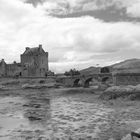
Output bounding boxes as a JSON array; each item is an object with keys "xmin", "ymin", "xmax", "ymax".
[{"xmin": 0, "ymin": 44, "xmax": 49, "ymax": 77}]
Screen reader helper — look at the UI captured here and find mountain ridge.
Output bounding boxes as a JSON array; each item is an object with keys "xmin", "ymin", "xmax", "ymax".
[{"xmin": 80, "ymin": 58, "xmax": 140, "ymax": 74}]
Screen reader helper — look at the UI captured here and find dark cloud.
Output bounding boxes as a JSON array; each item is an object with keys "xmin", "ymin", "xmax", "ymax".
[
  {"xmin": 25, "ymin": 0, "xmax": 140, "ymax": 22},
  {"xmin": 53, "ymin": 5, "xmax": 140, "ymax": 22},
  {"xmin": 26, "ymin": 0, "xmax": 45, "ymax": 6},
  {"xmin": 24, "ymin": 0, "xmax": 140, "ymax": 22}
]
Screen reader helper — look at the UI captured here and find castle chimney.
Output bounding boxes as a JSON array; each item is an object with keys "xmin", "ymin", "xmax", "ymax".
[
  {"xmin": 26, "ymin": 47, "xmax": 30, "ymax": 50},
  {"xmin": 1, "ymin": 59, "xmax": 6, "ymax": 64},
  {"xmin": 39, "ymin": 44, "xmax": 42, "ymax": 49}
]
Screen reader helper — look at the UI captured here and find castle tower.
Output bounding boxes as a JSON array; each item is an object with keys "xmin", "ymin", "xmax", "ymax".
[
  {"xmin": 0, "ymin": 59, "xmax": 7, "ymax": 77},
  {"xmin": 20, "ymin": 44, "xmax": 49, "ymax": 77}
]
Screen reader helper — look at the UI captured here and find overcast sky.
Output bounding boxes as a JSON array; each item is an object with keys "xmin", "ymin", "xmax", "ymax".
[{"xmin": 1, "ymin": 0, "xmax": 140, "ymax": 73}]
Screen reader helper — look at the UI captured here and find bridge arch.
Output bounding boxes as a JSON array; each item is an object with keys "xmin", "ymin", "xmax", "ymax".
[
  {"xmin": 101, "ymin": 76, "xmax": 112, "ymax": 84},
  {"xmin": 84, "ymin": 77, "xmax": 93, "ymax": 88},
  {"xmin": 73, "ymin": 79, "xmax": 80, "ymax": 87}
]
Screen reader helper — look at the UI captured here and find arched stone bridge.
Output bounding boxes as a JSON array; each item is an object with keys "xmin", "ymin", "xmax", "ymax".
[{"xmin": 56, "ymin": 73, "xmax": 113, "ymax": 87}]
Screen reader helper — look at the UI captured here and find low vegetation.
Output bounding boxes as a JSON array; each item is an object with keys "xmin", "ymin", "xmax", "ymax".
[
  {"xmin": 100, "ymin": 84, "xmax": 140, "ymax": 100},
  {"xmin": 64, "ymin": 68, "xmax": 80, "ymax": 76}
]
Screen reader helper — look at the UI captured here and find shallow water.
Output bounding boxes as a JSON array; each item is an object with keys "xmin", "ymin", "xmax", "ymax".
[
  {"xmin": 0, "ymin": 91, "xmax": 114, "ymax": 140},
  {"xmin": 51, "ymin": 97, "xmax": 113, "ymax": 139},
  {"xmin": 0, "ymin": 97, "xmax": 29, "ymax": 140}
]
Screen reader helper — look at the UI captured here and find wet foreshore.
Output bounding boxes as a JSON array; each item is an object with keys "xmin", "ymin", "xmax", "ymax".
[{"xmin": 0, "ymin": 83, "xmax": 140, "ymax": 140}]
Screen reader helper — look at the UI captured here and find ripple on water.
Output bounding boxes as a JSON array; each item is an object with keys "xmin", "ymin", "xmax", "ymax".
[
  {"xmin": 50, "ymin": 97, "xmax": 113, "ymax": 139},
  {"xmin": 0, "ymin": 97, "xmax": 29, "ymax": 140},
  {"xmin": 0, "ymin": 94, "xmax": 114, "ymax": 140}
]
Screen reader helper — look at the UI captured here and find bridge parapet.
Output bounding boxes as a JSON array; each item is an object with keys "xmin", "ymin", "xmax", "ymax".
[{"xmin": 56, "ymin": 73, "xmax": 113, "ymax": 87}]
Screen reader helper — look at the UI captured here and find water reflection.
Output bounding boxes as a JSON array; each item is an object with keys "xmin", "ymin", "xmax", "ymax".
[
  {"xmin": 0, "ymin": 90, "xmax": 114, "ymax": 140},
  {"xmin": 23, "ymin": 92, "xmax": 51, "ymax": 125},
  {"xmin": 22, "ymin": 91, "xmax": 113, "ymax": 139}
]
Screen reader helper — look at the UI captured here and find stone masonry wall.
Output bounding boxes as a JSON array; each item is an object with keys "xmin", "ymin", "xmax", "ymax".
[
  {"xmin": 113, "ymin": 73, "xmax": 140, "ymax": 86},
  {"xmin": 21, "ymin": 52, "xmax": 48, "ymax": 77},
  {"xmin": 6, "ymin": 63, "xmax": 21, "ymax": 77}
]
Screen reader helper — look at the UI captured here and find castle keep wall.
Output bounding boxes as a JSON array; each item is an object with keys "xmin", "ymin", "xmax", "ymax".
[
  {"xmin": 113, "ymin": 73, "xmax": 140, "ymax": 86},
  {"xmin": 6, "ymin": 63, "xmax": 21, "ymax": 77},
  {"xmin": 21, "ymin": 54, "xmax": 37, "ymax": 77},
  {"xmin": 38, "ymin": 52, "xmax": 49, "ymax": 76}
]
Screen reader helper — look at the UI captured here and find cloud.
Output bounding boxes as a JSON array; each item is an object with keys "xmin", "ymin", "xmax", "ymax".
[
  {"xmin": 126, "ymin": 1, "xmax": 140, "ymax": 17},
  {"xmin": 26, "ymin": 0, "xmax": 45, "ymax": 6},
  {"xmin": 29, "ymin": 0, "xmax": 140, "ymax": 22},
  {"xmin": 1, "ymin": 0, "xmax": 140, "ymax": 73},
  {"xmin": 25, "ymin": 0, "xmax": 140, "ymax": 19}
]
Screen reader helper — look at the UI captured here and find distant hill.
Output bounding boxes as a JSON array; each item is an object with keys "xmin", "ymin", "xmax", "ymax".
[
  {"xmin": 111, "ymin": 59, "xmax": 140, "ymax": 73},
  {"xmin": 80, "ymin": 66, "xmax": 100, "ymax": 75},
  {"xmin": 80, "ymin": 59, "xmax": 140, "ymax": 75},
  {"xmin": 111, "ymin": 59, "xmax": 140, "ymax": 69}
]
